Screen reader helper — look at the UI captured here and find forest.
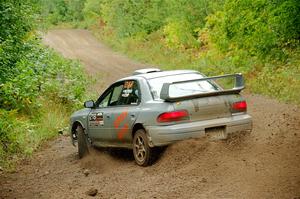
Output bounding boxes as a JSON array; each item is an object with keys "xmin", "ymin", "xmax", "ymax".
[
  {"xmin": 40, "ymin": 0, "xmax": 299, "ymax": 103},
  {"xmin": 0, "ymin": 0, "xmax": 299, "ymax": 169}
]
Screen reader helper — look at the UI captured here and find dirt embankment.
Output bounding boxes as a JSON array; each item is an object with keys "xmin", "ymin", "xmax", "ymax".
[{"xmin": 0, "ymin": 29, "xmax": 299, "ymax": 199}]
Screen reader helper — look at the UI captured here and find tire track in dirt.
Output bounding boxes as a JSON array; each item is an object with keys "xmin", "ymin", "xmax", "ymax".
[{"xmin": 0, "ymin": 29, "xmax": 299, "ymax": 199}]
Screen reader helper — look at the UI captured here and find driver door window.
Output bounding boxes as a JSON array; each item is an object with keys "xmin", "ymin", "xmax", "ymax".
[
  {"xmin": 98, "ymin": 83, "xmax": 124, "ymax": 108},
  {"xmin": 117, "ymin": 80, "xmax": 140, "ymax": 105},
  {"xmin": 97, "ymin": 81, "xmax": 140, "ymax": 108},
  {"xmin": 98, "ymin": 92, "xmax": 111, "ymax": 108},
  {"xmin": 109, "ymin": 84, "xmax": 124, "ymax": 106}
]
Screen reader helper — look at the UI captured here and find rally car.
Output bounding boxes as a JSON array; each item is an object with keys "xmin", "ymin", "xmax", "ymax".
[{"xmin": 70, "ymin": 68, "xmax": 252, "ymax": 166}]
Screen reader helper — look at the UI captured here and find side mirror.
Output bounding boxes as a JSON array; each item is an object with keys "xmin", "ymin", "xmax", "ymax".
[{"xmin": 84, "ymin": 100, "xmax": 95, "ymax": 108}]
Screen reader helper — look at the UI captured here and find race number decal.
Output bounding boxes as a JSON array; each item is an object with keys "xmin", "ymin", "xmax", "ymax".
[{"xmin": 89, "ymin": 112, "xmax": 104, "ymax": 126}]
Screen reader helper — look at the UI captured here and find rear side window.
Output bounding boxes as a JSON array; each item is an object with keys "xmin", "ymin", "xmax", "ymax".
[{"xmin": 148, "ymin": 73, "xmax": 218, "ymax": 100}]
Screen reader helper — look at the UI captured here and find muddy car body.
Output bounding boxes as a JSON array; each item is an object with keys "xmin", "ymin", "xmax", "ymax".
[{"xmin": 70, "ymin": 69, "xmax": 252, "ymax": 166}]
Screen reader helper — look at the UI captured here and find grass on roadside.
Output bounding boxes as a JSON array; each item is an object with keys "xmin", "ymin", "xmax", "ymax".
[{"xmin": 0, "ymin": 99, "xmax": 71, "ymax": 171}]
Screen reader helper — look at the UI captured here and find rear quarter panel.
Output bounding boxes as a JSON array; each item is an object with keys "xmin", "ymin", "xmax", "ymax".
[{"xmin": 135, "ymin": 77, "xmax": 175, "ymax": 126}]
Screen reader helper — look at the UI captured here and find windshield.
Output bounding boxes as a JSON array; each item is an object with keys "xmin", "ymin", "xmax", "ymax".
[{"xmin": 148, "ymin": 73, "xmax": 219, "ymax": 100}]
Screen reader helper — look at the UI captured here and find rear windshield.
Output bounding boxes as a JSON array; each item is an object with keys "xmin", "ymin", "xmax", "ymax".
[{"xmin": 148, "ymin": 73, "xmax": 219, "ymax": 100}]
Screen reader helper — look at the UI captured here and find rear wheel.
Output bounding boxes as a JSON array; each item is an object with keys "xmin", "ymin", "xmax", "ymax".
[
  {"xmin": 77, "ymin": 125, "xmax": 90, "ymax": 158},
  {"xmin": 133, "ymin": 129, "xmax": 154, "ymax": 166}
]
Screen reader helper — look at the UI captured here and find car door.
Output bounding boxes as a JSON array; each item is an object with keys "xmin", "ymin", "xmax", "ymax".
[
  {"xmin": 88, "ymin": 83, "xmax": 124, "ymax": 145},
  {"xmin": 109, "ymin": 80, "xmax": 141, "ymax": 146}
]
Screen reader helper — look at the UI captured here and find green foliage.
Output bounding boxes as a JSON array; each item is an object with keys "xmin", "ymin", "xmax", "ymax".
[
  {"xmin": 42, "ymin": 0, "xmax": 299, "ymax": 59},
  {"xmin": 0, "ymin": 112, "xmax": 18, "ymax": 168},
  {"xmin": 0, "ymin": 100, "xmax": 70, "ymax": 169},
  {"xmin": 82, "ymin": 0, "xmax": 103, "ymax": 27},
  {"xmin": 163, "ymin": 20, "xmax": 199, "ymax": 49},
  {"xmin": 93, "ymin": 19, "xmax": 300, "ymax": 105},
  {"xmin": 0, "ymin": 0, "xmax": 88, "ymax": 169},
  {"xmin": 0, "ymin": 110, "xmax": 23, "ymax": 163},
  {"xmin": 82, "ymin": 0, "xmax": 299, "ymax": 105},
  {"xmin": 0, "ymin": 38, "xmax": 86, "ymax": 113},
  {"xmin": 249, "ymin": 52, "xmax": 300, "ymax": 104},
  {"xmin": 163, "ymin": 0, "xmax": 220, "ymax": 29},
  {"xmin": 80, "ymin": 0, "xmax": 220, "ymax": 39},
  {"xmin": 207, "ymin": 0, "xmax": 300, "ymax": 60},
  {"xmin": 0, "ymin": 0, "xmax": 35, "ymax": 83},
  {"xmin": 0, "ymin": 0, "xmax": 87, "ymax": 111},
  {"xmin": 39, "ymin": 0, "xmax": 86, "ymax": 26},
  {"xmin": 44, "ymin": 0, "xmax": 223, "ymax": 48},
  {"xmin": 99, "ymin": 0, "xmax": 167, "ymax": 37}
]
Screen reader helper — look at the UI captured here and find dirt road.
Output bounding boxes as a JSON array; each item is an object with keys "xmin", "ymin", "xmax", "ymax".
[{"xmin": 1, "ymin": 29, "xmax": 299, "ymax": 199}]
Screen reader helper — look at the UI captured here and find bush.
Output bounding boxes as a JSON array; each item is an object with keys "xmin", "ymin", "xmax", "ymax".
[
  {"xmin": 0, "ymin": 39, "xmax": 86, "ymax": 113},
  {"xmin": 0, "ymin": 0, "xmax": 88, "ymax": 170},
  {"xmin": 0, "ymin": 0, "xmax": 35, "ymax": 83},
  {"xmin": 82, "ymin": 0, "xmax": 104, "ymax": 27},
  {"xmin": 99, "ymin": 0, "xmax": 167, "ymax": 37},
  {"xmin": 163, "ymin": 20, "xmax": 199, "ymax": 49},
  {"xmin": 207, "ymin": 0, "xmax": 300, "ymax": 60},
  {"xmin": 39, "ymin": 0, "xmax": 86, "ymax": 26},
  {"xmin": 0, "ymin": 100, "xmax": 72, "ymax": 169},
  {"xmin": 0, "ymin": 109, "xmax": 31, "ymax": 168}
]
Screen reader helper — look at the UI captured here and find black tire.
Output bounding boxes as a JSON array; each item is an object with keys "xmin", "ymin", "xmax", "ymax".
[
  {"xmin": 77, "ymin": 125, "xmax": 90, "ymax": 158},
  {"xmin": 133, "ymin": 129, "xmax": 154, "ymax": 166}
]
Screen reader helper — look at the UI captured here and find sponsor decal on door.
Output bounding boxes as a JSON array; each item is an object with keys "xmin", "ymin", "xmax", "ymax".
[{"xmin": 89, "ymin": 112, "xmax": 104, "ymax": 126}]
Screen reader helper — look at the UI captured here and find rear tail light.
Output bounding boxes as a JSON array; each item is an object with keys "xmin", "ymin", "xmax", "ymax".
[
  {"xmin": 157, "ymin": 110, "xmax": 189, "ymax": 123},
  {"xmin": 231, "ymin": 101, "xmax": 247, "ymax": 112}
]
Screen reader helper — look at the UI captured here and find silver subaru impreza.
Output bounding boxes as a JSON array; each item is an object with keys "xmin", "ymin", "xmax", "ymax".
[{"xmin": 70, "ymin": 68, "xmax": 252, "ymax": 166}]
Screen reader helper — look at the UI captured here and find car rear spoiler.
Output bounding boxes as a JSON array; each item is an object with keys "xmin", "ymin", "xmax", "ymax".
[{"xmin": 160, "ymin": 73, "xmax": 245, "ymax": 102}]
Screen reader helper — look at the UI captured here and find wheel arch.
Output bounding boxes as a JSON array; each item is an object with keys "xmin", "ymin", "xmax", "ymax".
[
  {"xmin": 132, "ymin": 123, "xmax": 145, "ymax": 138},
  {"xmin": 71, "ymin": 120, "xmax": 85, "ymax": 140}
]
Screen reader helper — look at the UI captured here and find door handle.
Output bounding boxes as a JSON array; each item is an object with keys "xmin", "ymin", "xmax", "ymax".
[{"xmin": 106, "ymin": 114, "xmax": 111, "ymax": 119}]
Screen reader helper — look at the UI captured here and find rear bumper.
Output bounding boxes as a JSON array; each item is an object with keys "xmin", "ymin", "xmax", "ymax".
[{"xmin": 146, "ymin": 114, "xmax": 252, "ymax": 146}]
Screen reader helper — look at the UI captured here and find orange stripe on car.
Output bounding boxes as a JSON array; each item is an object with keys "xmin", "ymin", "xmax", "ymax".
[
  {"xmin": 114, "ymin": 111, "xmax": 128, "ymax": 129},
  {"xmin": 117, "ymin": 124, "xmax": 128, "ymax": 140},
  {"xmin": 113, "ymin": 110, "xmax": 129, "ymax": 140}
]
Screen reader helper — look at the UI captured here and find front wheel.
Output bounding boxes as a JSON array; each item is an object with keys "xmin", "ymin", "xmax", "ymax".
[
  {"xmin": 133, "ymin": 129, "xmax": 154, "ymax": 166},
  {"xmin": 77, "ymin": 125, "xmax": 90, "ymax": 158}
]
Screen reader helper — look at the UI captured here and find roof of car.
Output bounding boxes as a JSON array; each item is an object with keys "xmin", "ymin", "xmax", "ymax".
[{"xmin": 120, "ymin": 69, "xmax": 200, "ymax": 81}]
